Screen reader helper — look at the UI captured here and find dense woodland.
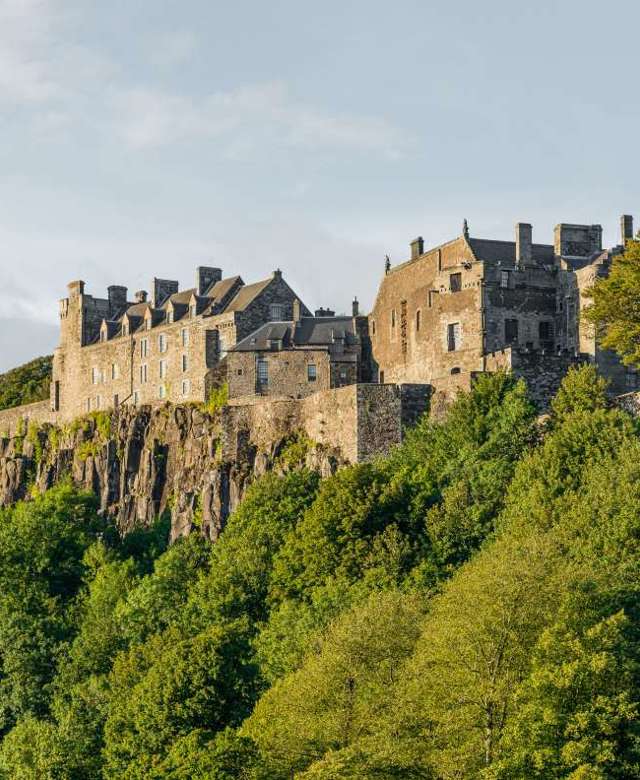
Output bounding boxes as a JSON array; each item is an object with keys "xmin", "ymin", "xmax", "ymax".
[
  {"xmin": 0, "ymin": 364, "xmax": 639, "ymax": 778},
  {"xmin": 0, "ymin": 243, "xmax": 639, "ymax": 778},
  {"xmin": 0, "ymin": 356, "xmax": 52, "ymax": 412}
]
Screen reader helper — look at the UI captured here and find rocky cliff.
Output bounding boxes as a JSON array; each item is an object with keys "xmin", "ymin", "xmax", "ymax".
[{"xmin": 0, "ymin": 404, "xmax": 342, "ymax": 541}]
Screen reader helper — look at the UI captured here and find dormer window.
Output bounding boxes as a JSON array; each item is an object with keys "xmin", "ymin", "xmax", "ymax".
[
  {"xmin": 167, "ymin": 310, "xmax": 174, "ymax": 324},
  {"xmin": 122, "ymin": 323, "xmax": 128, "ymax": 337},
  {"xmin": 145, "ymin": 318, "xmax": 152, "ymax": 330},
  {"xmin": 190, "ymin": 304, "xmax": 196, "ymax": 318}
]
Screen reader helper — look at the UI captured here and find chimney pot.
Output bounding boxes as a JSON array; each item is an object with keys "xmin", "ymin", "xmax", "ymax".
[
  {"xmin": 135, "ymin": 290, "xmax": 148, "ymax": 303},
  {"xmin": 352, "ymin": 297, "xmax": 359, "ymax": 317}
]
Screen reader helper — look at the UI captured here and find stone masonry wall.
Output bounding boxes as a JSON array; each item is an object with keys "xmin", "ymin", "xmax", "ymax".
[
  {"xmin": 0, "ymin": 400, "xmax": 58, "ymax": 438},
  {"xmin": 0, "ymin": 384, "xmax": 431, "ymax": 540}
]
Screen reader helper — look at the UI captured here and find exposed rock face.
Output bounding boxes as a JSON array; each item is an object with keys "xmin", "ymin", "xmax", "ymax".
[{"xmin": 0, "ymin": 405, "xmax": 342, "ymax": 541}]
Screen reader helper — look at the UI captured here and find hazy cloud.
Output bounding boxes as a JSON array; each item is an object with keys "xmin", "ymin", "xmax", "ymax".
[{"xmin": 110, "ymin": 81, "xmax": 410, "ymax": 158}]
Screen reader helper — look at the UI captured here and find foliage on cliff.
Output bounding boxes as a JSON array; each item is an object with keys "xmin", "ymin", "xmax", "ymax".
[
  {"xmin": 0, "ymin": 355, "xmax": 52, "ymax": 412},
  {"xmin": 3, "ymin": 366, "xmax": 640, "ymax": 777}
]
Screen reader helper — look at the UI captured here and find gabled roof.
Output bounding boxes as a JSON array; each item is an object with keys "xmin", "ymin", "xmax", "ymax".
[
  {"xmin": 233, "ymin": 316, "xmax": 358, "ymax": 352},
  {"xmin": 224, "ymin": 278, "xmax": 273, "ymax": 312},
  {"xmin": 206, "ymin": 275, "xmax": 242, "ymax": 301},
  {"xmin": 469, "ymin": 238, "xmax": 555, "ymax": 265}
]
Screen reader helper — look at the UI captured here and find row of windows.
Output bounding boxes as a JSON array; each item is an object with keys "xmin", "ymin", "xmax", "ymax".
[
  {"xmin": 256, "ymin": 360, "xmax": 318, "ymax": 386},
  {"xmin": 92, "ymin": 355, "xmax": 189, "ymax": 385},
  {"xmin": 139, "ymin": 356, "xmax": 189, "ymax": 383},
  {"xmin": 87, "ymin": 380, "xmax": 193, "ymax": 411},
  {"xmin": 140, "ymin": 329, "xmax": 189, "ymax": 356}
]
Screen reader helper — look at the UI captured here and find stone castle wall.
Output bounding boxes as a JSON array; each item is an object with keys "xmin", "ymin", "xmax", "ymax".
[{"xmin": 0, "ymin": 400, "xmax": 57, "ymax": 438}]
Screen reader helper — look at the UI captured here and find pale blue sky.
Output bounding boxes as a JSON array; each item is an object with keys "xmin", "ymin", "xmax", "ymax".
[{"xmin": 1, "ymin": 0, "xmax": 639, "ymax": 370}]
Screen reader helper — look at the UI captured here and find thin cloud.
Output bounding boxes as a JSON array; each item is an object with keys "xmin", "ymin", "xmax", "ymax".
[{"xmin": 110, "ymin": 81, "xmax": 411, "ymax": 159}]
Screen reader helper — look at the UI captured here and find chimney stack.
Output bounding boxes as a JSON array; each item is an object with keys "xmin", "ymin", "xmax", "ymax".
[
  {"xmin": 196, "ymin": 266, "xmax": 222, "ymax": 296},
  {"xmin": 292, "ymin": 298, "xmax": 302, "ymax": 323},
  {"xmin": 410, "ymin": 236, "xmax": 424, "ymax": 260},
  {"xmin": 621, "ymin": 215, "xmax": 634, "ymax": 247},
  {"xmin": 135, "ymin": 290, "xmax": 148, "ymax": 303},
  {"xmin": 515, "ymin": 223, "xmax": 532, "ymax": 267},
  {"xmin": 352, "ymin": 297, "xmax": 359, "ymax": 317}
]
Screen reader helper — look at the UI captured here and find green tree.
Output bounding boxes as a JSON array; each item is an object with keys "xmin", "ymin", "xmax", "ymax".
[
  {"xmin": 0, "ymin": 485, "xmax": 104, "ymax": 731},
  {"xmin": 245, "ymin": 590, "xmax": 426, "ymax": 778},
  {"xmin": 584, "ymin": 238, "xmax": 640, "ymax": 367}
]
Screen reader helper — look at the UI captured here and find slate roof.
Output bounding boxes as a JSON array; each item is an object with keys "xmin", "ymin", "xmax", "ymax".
[
  {"xmin": 469, "ymin": 238, "xmax": 555, "ymax": 265},
  {"xmin": 206, "ymin": 275, "xmax": 242, "ymax": 302},
  {"xmin": 233, "ymin": 316, "xmax": 358, "ymax": 352},
  {"xmin": 224, "ymin": 278, "xmax": 273, "ymax": 312}
]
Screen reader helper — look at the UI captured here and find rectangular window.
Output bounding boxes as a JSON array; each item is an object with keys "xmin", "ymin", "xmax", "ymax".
[
  {"xmin": 145, "ymin": 318, "xmax": 152, "ymax": 330},
  {"xmin": 372, "ymin": 320, "xmax": 376, "ymax": 335},
  {"xmin": 447, "ymin": 322, "xmax": 461, "ymax": 352},
  {"xmin": 140, "ymin": 364, "xmax": 148, "ymax": 383},
  {"xmin": 159, "ymin": 385, "xmax": 166, "ymax": 399},
  {"xmin": 505, "ymin": 318, "xmax": 519, "ymax": 343},
  {"xmin": 111, "ymin": 363, "xmax": 119, "ymax": 380},
  {"xmin": 538, "ymin": 321, "xmax": 553, "ymax": 342},
  {"xmin": 91, "ymin": 367, "xmax": 100, "ymax": 385},
  {"xmin": 167, "ymin": 310, "xmax": 174, "ymax": 324},
  {"xmin": 95, "ymin": 395, "xmax": 101, "ymax": 410},
  {"xmin": 307, "ymin": 364, "xmax": 317, "ymax": 382},
  {"xmin": 86, "ymin": 398, "xmax": 91, "ymax": 412},
  {"xmin": 159, "ymin": 334, "xmax": 167, "ymax": 353},
  {"xmin": 257, "ymin": 358, "xmax": 268, "ymax": 386},
  {"xmin": 113, "ymin": 394, "xmax": 119, "ymax": 408},
  {"xmin": 140, "ymin": 338, "xmax": 149, "ymax": 358},
  {"xmin": 159, "ymin": 360, "xmax": 167, "ymax": 379},
  {"xmin": 450, "ymin": 273, "xmax": 462, "ymax": 292},
  {"xmin": 391, "ymin": 309, "xmax": 396, "ymax": 328},
  {"xmin": 181, "ymin": 328, "xmax": 189, "ymax": 347},
  {"xmin": 269, "ymin": 303, "xmax": 285, "ymax": 320},
  {"xmin": 133, "ymin": 390, "xmax": 139, "ymax": 406},
  {"xmin": 189, "ymin": 304, "xmax": 196, "ymax": 318},
  {"xmin": 500, "ymin": 270, "xmax": 510, "ymax": 289},
  {"xmin": 181, "ymin": 380, "xmax": 190, "ymax": 396},
  {"xmin": 122, "ymin": 324, "xmax": 128, "ymax": 337},
  {"xmin": 416, "ymin": 310, "xmax": 421, "ymax": 331},
  {"xmin": 181, "ymin": 354, "xmax": 188, "ymax": 372},
  {"xmin": 379, "ymin": 370, "xmax": 385, "ymax": 384}
]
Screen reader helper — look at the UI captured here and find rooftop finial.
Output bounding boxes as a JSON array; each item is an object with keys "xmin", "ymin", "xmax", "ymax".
[{"xmin": 463, "ymin": 218, "xmax": 469, "ymax": 239}]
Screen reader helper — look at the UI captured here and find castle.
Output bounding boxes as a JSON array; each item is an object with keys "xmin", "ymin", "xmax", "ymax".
[{"xmin": 0, "ymin": 213, "xmax": 636, "ymax": 451}]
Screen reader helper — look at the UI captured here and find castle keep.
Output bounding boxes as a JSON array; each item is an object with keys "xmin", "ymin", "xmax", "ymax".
[{"xmin": 0, "ymin": 213, "xmax": 636, "ymax": 460}]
